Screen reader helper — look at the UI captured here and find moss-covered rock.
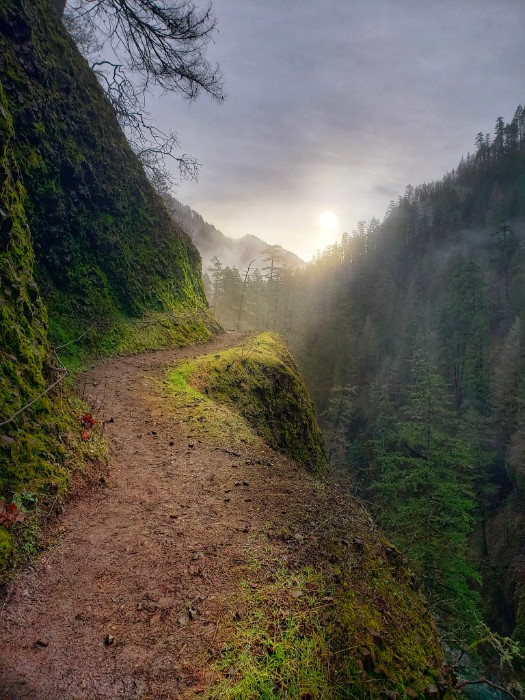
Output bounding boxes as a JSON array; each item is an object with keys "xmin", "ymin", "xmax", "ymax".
[
  {"xmin": 0, "ymin": 80, "xmax": 68, "ymax": 493},
  {"xmin": 170, "ymin": 333, "xmax": 327, "ymax": 472},
  {"xmin": 210, "ymin": 543, "xmax": 456, "ymax": 699},
  {"xmin": 0, "ymin": 0, "xmax": 212, "ymax": 350}
]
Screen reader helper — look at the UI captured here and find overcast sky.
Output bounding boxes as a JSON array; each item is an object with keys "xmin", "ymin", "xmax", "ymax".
[{"xmin": 154, "ymin": 0, "xmax": 525, "ymax": 261}]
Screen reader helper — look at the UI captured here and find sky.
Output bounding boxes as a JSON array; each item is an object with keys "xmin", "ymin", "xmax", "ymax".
[{"xmin": 153, "ymin": 0, "xmax": 525, "ymax": 262}]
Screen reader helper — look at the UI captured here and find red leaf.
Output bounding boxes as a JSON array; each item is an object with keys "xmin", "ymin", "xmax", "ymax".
[
  {"xmin": 80, "ymin": 430, "xmax": 91, "ymax": 441},
  {"xmin": 80, "ymin": 413, "xmax": 97, "ymax": 429}
]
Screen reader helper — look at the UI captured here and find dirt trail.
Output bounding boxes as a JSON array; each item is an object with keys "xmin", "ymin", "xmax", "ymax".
[{"xmin": 0, "ymin": 330, "xmax": 317, "ymax": 699}]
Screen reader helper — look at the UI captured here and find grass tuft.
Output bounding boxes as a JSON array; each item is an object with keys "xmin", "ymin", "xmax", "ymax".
[{"xmin": 209, "ymin": 567, "xmax": 332, "ymax": 699}]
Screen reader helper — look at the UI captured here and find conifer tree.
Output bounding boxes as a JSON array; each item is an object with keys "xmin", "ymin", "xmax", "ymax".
[
  {"xmin": 493, "ymin": 317, "xmax": 522, "ymax": 446},
  {"xmin": 490, "ymin": 222, "xmax": 520, "ymax": 302},
  {"xmin": 372, "ymin": 340, "xmax": 480, "ymax": 630},
  {"xmin": 207, "ymin": 256, "xmax": 224, "ymax": 313},
  {"xmin": 322, "ymin": 384, "xmax": 355, "ymax": 473}
]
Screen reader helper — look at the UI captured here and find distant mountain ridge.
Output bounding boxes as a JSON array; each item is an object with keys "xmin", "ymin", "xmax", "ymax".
[{"xmin": 165, "ymin": 196, "xmax": 304, "ymax": 271}]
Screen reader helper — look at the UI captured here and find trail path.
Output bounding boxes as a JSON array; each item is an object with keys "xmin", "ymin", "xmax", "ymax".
[{"xmin": 1, "ymin": 330, "xmax": 324, "ymax": 699}]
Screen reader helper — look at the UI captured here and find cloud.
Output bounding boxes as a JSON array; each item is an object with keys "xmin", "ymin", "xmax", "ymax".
[{"xmin": 154, "ymin": 0, "xmax": 525, "ymax": 260}]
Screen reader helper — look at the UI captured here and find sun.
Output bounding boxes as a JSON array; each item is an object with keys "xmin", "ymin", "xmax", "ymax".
[{"xmin": 318, "ymin": 210, "xmax": 338, "ymax": 233}]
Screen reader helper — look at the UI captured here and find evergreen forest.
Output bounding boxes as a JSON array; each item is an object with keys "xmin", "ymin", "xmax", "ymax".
[{"xmin": 201, "ymin": 106, "xmax": 525, "ymax": 649}]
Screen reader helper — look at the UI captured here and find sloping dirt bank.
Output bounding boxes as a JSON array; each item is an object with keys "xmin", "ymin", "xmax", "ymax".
[{"xmin": 0, "ymin": 331, "xmax": 453, "ymax": 699}]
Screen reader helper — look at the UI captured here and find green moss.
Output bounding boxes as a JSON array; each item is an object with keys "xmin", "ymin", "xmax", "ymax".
[
  {"xmin": 332, "ymin": 560, "xmax": 449, "ymax": 697},
  {"xmin": 0, "ymin": 527, "xmax": 13, "ymax": 569},
  {"xmin": 209, "ymin": 568, "xmax": 333, "ymax": 699},
  {"xmin": 49, "ymin": 308, "xmax": 220, "ymax": 370},
  {"xmin": 168, "ymin": 333, "xmax": 327, "ymax": 472},
  {"xmin": 0, "ymin": 79, "xmax": 109, "ymax": 582},
  {"xmin": 0, "ymin": 79, "xmax": 62, "ymax": 492},
  {"xmin": 0, "ymin": 0, "xmax": 211, "ymax": 351},
  {"xmin": 208, "ymin": 535, "xmax": 456, "ymax": 698},
  {"xmin": 165, "ymin": 356, "xmax": 261, "ymax": 449}
]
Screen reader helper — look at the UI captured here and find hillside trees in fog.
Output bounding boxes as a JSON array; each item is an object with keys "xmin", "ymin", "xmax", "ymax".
[
  {"xmin": 205, "ymin": 106, "xmax": 525, "ymax": 641},
  {"xmin": 372, "ymin": 340, "xmax": 479, "ymax": 626},
  {"xmin": 439, "ymin": 259, "xmax": 491, "ymax": 411}
]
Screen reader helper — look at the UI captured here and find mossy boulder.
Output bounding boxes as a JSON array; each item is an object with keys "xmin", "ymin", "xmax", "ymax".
[{"xmin": 171, "ymin": 332, "xmax": 327, "ymax": 472}]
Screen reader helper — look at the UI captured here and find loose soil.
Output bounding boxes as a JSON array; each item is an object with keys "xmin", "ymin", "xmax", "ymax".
[{"xmin": 0, "ymin": 331, "xmax": 346, "ymax": 699}]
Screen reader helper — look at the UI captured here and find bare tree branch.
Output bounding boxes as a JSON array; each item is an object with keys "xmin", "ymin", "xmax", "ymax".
[
  {"xmin": 64, "ymin": 0, "xmax": 223, "ymax": 100},
  {"xmin": 62, "ymin": 0, "xmax": 224, "ymax": 190}
]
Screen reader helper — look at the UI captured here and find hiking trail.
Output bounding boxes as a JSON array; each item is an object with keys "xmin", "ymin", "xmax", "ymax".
[{"xmin": 0, "ymin": 331, "xmax": 334, "ymax": 698}]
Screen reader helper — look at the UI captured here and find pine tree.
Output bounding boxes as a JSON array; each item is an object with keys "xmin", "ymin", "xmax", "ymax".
[
  {"xmin": 321, "ymin": 384, "xmax": 355, "ymax": 473},
  {"xmin": 492, "ymin": 317, "xmax": 522, "ymax": 445},
  {"xmin": 372, "ymin": 341, "xmax": 480, "ymax": 630},
  {"xmin": 490, "ymin": 222, "xmax": 520, "ymax": 302},
  {"xmin": 207, "ymin": 256, "xmax": 224, "ymax": 313}
]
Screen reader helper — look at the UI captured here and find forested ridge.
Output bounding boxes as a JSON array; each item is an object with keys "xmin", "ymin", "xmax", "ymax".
[{"xmin": 206, "ymin": 106, "xmax": 525, "ymax": 652}]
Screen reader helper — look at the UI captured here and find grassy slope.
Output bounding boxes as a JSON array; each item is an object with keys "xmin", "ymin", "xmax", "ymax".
[
  {"xmin": 165, "ymin": 333, "xmax": 455, "ymax": 698},
  {"xmin": 169, "ymin": 333, "xmax": 327, "ymax": 473}
]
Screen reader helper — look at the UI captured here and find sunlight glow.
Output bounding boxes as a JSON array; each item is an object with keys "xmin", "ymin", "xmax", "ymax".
[{"xmin": 319, "ymin": 210, "xmax": 338, "ymax": 233}]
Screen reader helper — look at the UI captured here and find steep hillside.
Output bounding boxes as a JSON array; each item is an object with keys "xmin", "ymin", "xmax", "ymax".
[
  {"xmin": 200, "ymin": 108, "xmax": 525, "ymax": 678},
  {"xmin": 0, "ymin": 0, "xmax": 216, "ymax": 357},
  {"xmin": 167, "ymin": 196, "xmax": 304, "ymax": 271}
]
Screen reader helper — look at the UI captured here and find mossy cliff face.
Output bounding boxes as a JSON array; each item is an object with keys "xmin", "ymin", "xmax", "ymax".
[
  {"xmin": 0, "ymin": 85, "xmax": 48, "ymax": 441},
  {"xmin": 0, "ymin": 0, "xmax": 218, "ymax": 574},
  {"xmin": 0, "ymin": 0, "xmax": 213, "ymax": 351},
  {"xmin": 170, "ymin": 333, "xmax": 327, "ymax": 472},
  {"xmin": 0, "ymin": 82, "xmax": 68, "ymax": 567}
]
